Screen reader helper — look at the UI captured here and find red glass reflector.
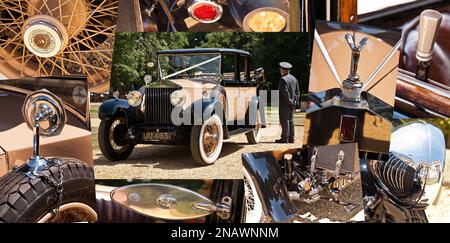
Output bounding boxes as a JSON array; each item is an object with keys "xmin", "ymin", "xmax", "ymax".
[
  {"xmin": 339, "ymin": 115, "xmax": 357, "ymax": 142},
  {"xmin": 192, "ymin": 3, "xmax": 218, "ymax": 21}
]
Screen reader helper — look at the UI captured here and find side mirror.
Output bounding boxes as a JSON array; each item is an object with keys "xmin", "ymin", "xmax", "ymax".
[
  {"xmin": 252, "ymin": 67, "xmax": 265, "ymax": 86},
  {"xmin": 21, "ymin": 89, "xmax": 66, "ymax": 174},
  {"xmin": 22, "ymin": 89, "xmax": 66, "ymax": 137},
  {"xmin": 111, "ymin": 183, "xmax": 232, "ymax": 220}
]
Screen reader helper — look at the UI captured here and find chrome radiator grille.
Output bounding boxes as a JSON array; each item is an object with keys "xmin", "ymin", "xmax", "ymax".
[
  {"xmin": 144, "ymin": 87, "xmax": 179, "ymax": 124},
  {"xmin": 371, "ymin": 152, "xmax": 417, "ymax": 197}
]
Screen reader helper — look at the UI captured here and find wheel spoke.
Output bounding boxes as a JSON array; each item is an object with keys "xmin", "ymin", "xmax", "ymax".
[
  {"xmin": 38, "ymin": 0, "xmax": 53, "ymax": 15},
  {"xmin": 68, "ymin": 0, "xmax": 112, "ymax": 39},
  {"xmin": 0, "ymin": 53, "xmax": 34, "ymax": 64},
  {"xmin": 0, "ymin": 2, "xmax": 30, "ymax": 17},
  {"xmin": 0, "ymin": 0, "xmax": 116, "ymax": 90}
]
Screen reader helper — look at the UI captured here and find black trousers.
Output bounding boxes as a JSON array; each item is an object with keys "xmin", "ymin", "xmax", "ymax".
[{"xmin": 279, "ymin": 107, "xmax": 295, "ymax": 140}]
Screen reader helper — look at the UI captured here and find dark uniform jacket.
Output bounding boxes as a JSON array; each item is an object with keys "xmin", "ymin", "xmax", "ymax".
[{"xmin": 279, "ymin": 74, "xmax": 300, "ymax": 112}]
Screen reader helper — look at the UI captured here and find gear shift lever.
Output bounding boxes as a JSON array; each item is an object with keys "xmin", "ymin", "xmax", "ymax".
[{"xmin": 415, "ymin": 10, "xmax": 442, "ymax": 82}]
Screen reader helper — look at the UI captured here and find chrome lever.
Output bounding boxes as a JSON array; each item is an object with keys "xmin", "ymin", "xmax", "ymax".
[
  {"xmin": 415, "ymin": 9, "xmax": 442, "ymax": 82},
  {"xmin": 193, "ymin": 196, "xmax": 232, "ymax": 220},
  {"xmin": 335, "ymin": 150, "xmax": 344, "ymax": 178}
]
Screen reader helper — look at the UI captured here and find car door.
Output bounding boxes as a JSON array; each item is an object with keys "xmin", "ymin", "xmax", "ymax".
[
  {"xmin": 222, "ymin": 53, "xmax": 240, "ymax": 122},
  {"xmin": 236, "ymin": 54, "xmax": 257, "ymax": 125}
]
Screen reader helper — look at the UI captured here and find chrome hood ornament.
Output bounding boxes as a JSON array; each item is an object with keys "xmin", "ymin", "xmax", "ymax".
[{"xmin": 342, "ymin": 33, "xmax": 368, "ymax": 102}]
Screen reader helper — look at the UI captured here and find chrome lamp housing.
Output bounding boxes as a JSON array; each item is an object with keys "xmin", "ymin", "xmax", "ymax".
[
  {"xmin": 370, "ymin": 121, "xmax": 446, "ymax": 208},
  {"xmin": 22, "ymin": 89, "xmax": 67, "ymax": 174}
]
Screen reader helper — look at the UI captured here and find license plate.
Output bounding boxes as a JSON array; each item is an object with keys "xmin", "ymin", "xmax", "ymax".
[{"xmin": 144, "ymin": 131, "xmax": 172, "ymax": 141}]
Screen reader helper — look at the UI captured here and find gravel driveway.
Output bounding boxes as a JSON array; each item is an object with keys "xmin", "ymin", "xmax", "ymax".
[{"xmin": 93, "ymin": 106, "xmax": 306, "ymax": 179}]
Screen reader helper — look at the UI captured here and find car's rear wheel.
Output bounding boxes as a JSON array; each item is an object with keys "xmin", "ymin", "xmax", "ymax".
[
  {"xmin": 0, "ymin": 158, "xmax": 97, "ymax": 223},
  {"xmin": 190, "ymin": 114, "xmax": 224, "ymax": 165},
  {"xmin": 246, "ymin": 109, "xmax": 262, "ymax": 144},
  {"xmin": 243, "ymin": 168, "xmax": 265, "ymax": 223},
  {"xmin": 98, "ymin": 116, "xmax": 135, "ymax": 161}
]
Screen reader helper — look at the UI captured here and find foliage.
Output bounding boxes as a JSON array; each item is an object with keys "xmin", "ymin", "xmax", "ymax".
[{"xmin": 110, "ymin": 32, "xmax": 310, "ymax": 94}]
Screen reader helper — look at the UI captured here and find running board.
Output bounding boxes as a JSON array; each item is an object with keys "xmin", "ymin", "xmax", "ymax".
[{"xmin": 228, "ymin": 128, "xmax": 253, "ymax": 137}]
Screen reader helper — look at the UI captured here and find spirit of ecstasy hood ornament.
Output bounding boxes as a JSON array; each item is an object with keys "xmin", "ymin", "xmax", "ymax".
[{"xmin": 342, "ymin": 33, "xmax": 368, "ymax": 102}]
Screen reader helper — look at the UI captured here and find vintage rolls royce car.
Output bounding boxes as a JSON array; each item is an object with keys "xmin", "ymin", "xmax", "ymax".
[
  {"xmin": 116, "ymin": 0, "xmax": 309, "ymax": 32},
  {"xmin": 0, "ymin": 0, "xmax": 118, "ymax": 92},
  {"xmin": 0, "ymin": 77, "xmax": 96, "ymax": 223},
  {"xmin": 95, "ymin": 180, "xmax": 247, "ymax": 223},
  {"xmin": 98, "ymin": 48, "xmax": 264, "ymax": 165},
  {"xmin": 242, "ymin": 9, "xmax": 448, "ymax": 223}
]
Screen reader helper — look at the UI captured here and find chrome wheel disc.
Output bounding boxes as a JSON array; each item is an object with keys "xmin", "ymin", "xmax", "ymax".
[{"xmin": 109, "ymin": 117, "xmax": 129, "ymax": 153}]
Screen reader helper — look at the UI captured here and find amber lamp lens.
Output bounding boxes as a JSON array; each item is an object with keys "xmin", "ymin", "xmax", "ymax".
[{"xmin": 248, "ymin": 11, "xmax": 286, "ymax": 32}]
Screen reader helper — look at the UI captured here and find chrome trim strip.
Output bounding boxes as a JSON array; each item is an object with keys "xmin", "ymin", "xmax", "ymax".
[
  {"xmin": 363, "ymin": 40, "xmax": 401, "ymax": 90},
  {"xmin": 398, "ymin": 69, "xmax": 450, "ymax": 95},
  {"xmin": 314, "ymin": 30, "xmax": 342, "ymax": 86}
]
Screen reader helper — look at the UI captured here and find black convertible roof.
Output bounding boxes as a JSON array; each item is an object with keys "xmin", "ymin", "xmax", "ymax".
[{"xmin": 157, "ymin": 48, "xmax": 250, "ymax": 56}]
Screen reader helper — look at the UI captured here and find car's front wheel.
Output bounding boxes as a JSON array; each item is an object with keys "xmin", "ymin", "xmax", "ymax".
[
  {"xmin": 190, "ymin": 114, "xmax": 224, "ymax": 165},
  {"xmin": 0, "ymin": 158, "xmax": 97, "ymax": 223},
  {"xmin": 98, "ymin": 117, "xmax": 135, "ymax": 161}
]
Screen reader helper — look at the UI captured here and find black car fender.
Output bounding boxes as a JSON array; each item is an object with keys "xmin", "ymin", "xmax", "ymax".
[
  {"xmin": 245, "ymin": 95, "xmax": 264, "ymax": 128},
  {"xmin": 189, "ymin": 94, "xmax": 230, "ymax": 138},
  {"xmin": 98, "ymin": 99, "xmax": 143, "ymax": 125},
  {"xmin": 242, "ymin": 152, "xmax": 297, "ymax": 223}
]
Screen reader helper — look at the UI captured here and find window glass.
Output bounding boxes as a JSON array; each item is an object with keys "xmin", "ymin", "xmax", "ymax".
[
  {"xmin": 239, "ymin": 55, "xmax": 250, "ymax": 83},
  {"xmin": 222, "ymin": 54, "xmax": 237, "ymax": 82}
]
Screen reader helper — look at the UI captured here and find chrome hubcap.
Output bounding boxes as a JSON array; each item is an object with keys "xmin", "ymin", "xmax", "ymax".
[{"xmin": 23, "ymin": 15, "xmax": 68, "ymax": 58}]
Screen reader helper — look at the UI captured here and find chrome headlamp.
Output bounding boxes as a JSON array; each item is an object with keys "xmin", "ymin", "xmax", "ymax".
[
  {"xmin": 170, "ymin": 90, "xmax": 186, "ymax": 107},
  {"xmin": 370, "ymin": 121, "xmax": 446, "ymax": 207},
  {"xmin": 127, "ymin": 91, "xmax": 143, "ymax": 107},
  {"xmin": 227, "ymin": 0, "xmax": 289, "ymax": 32}
]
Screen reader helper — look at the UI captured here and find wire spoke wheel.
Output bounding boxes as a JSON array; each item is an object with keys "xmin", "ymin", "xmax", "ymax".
[
  {"xmin": 108, "ymin": 117, "xmax": 129, "ymax": 153},
  {"xmin": 37, "ymin": 202, "xmax": 97, "ymax": 223},
  {"xmin": 202, "ymin": 123, "xmax": 220, "ymax": 156},
  {"xmin": 0, "ymin": 0, "xmax": 118, "ymax": 92}
]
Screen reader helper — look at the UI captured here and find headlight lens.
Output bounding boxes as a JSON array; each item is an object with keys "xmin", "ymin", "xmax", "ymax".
[
  {"xmin": 246, "ymin": 10, "xmax": 286, "ymax": 32},
  {"xmin": 170, "ymin": 90, "xmax": 186, "ymax": 107},
  {"xmin": 127, "ymin": 91, "xmax": 143, "ymax": 107}
]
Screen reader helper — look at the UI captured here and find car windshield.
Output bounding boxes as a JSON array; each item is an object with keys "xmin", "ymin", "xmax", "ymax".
[{"xmin": 159, "ymin": 54, "xmax": 221, "ymax": 80}]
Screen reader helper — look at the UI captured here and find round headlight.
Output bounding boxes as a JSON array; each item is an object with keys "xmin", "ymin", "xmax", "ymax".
[
  {"xmin": 170, "ymin": 90, "xmax": 186, "ymax": 107},
  {"xmin": 369, "ymin": 121, "xmax": 446, "ymax": 208},
  {"xmin": 245, "ymin": 9, "xmax": 287, "ymax": 32},
  {"xmin": 127, "ymin": 91, "xmax": 143, "ymax": 107}
]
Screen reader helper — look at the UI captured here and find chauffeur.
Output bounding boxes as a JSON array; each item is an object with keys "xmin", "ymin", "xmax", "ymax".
[{"xmin": 276, "ymin": 62, "xmax": 300, "ymax": 143}]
